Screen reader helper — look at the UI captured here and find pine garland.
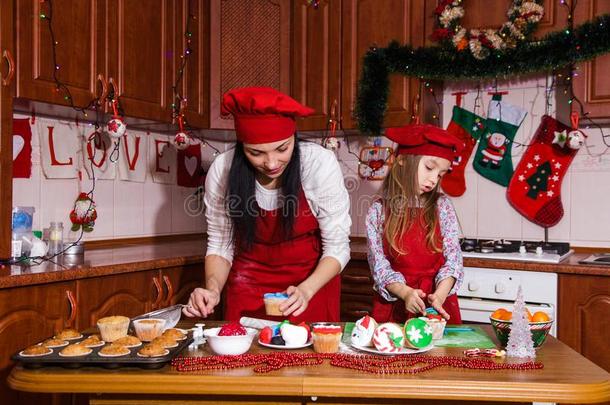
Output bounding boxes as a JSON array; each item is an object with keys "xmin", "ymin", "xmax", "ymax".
[{"xmin": 356, "ymin": 14, "xmax": 610, "ymax": 135}]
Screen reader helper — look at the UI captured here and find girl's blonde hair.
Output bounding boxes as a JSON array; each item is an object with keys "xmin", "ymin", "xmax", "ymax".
[{"xmin": 382, "ymin": 154, "xmax": 441, "ymax": 255}]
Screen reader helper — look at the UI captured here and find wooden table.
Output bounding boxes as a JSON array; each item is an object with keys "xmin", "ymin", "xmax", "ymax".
[{"xmin": 8, "ymin": 323, "xmax": 610, "ymax": 405}]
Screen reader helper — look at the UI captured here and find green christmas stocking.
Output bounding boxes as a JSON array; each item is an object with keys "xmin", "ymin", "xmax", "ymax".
[
  {"xmin": 440, "ymin": 106, "xmax": 485, "ymax": 196},
  {"xmin": 473, "ymin": 95, "xmax": 527, "ymax": 187}
]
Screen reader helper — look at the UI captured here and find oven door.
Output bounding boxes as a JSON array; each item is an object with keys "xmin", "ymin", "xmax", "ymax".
[{"xmin": 458, "ymin": 297, "xmax": 556, "ymax": 336}]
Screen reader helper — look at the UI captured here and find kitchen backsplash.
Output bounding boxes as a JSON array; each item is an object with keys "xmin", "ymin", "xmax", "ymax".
[{"xmin": 12, "ymin": 76, "xmax": 610, "ymax": 247}]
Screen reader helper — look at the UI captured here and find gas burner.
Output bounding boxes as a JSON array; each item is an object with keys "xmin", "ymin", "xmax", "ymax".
[{"xmin": 460, "ymin": 238, "xmax": 573, "ymax": 263}]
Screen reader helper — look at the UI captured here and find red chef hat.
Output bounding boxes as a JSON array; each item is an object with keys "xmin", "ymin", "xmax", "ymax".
[
  {"xmin": 385, "ymin": 123, "xmax": 464, "ymax": 162},
  {"xmin": 221, "ymin": 87, "xmax": 314, "ymax": 144}
]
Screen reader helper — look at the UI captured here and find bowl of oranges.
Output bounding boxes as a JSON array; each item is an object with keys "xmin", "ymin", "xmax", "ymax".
[{"xmin": 489, "ymin": 308, "xmax": 553, "ymax": 348}]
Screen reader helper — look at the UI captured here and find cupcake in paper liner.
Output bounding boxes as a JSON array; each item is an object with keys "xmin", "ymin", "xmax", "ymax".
[
  {"xmin": 311, "ymin": 324, "xmax": 342, "ymax": 353},
  {"xmin": 263, "ymin": 292, "xmax": 289, "ymax": 316},
  {"xmin": 419, "ymin": 316, "xmax": 447, "ymax": 340}
]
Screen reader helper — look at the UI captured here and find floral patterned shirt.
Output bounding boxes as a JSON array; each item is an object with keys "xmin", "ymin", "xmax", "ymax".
[{"xmin": 366, "ymin": 194, "xmax": 464, "ymax": 301}]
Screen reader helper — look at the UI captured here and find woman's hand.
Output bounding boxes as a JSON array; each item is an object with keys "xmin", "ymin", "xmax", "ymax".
[
  {"xmin": 402, "ymin": 288, "xmax": 427, "ymax": 316},
  {"xmin": 279, "ymin": 285, "xmax": 313, "ymax": 317},
  {"xmin": 427, "ymin": 291, "xmax": 450, "ymax": 320},
  {"xmin": 182, "ymin": 288, "xmax": 220, "ymax": 318}
]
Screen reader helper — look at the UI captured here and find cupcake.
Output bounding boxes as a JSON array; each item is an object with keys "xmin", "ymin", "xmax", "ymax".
[
  {"xmin": 373, "ymin": 323, "xmax": 404, "ymax": 353},
  {"xmin": 162, "ymin": 328, "xmax": 186, "ymax": 340},
  {"xmin": 113, "ymin": 335, "xmax": 142, "ymax": 347},
  {"xmin": 138, "ymin": 343, "xmax": 168, "ymax": 357},
  {"xmin": 263, "ymin": 292, "xmax": 289, "ymax": 316},
  {"xmin": 350, "ymin": 315, "xmax": 377, "ymax": 347},
  {"xmin": 97, "ymin": 316, "xmax": 130, "ymax": 342},
  {"xmin": 403, "ymin": 318, "xmax": 433, "ymax": 349},
  {"xmin": 81, "ymin": 334, "xmax": 104, "ymax": 347},
  {"xmin": 151, "ymin": 335, "xmax": 178, "ymax": 348},
  {"xmin": 55, "ymin": 328, "xmax": 82, "ymax": 340},
  {"xmin": 59, "ymin": 343, "xmax": 92, "ymax": 357},
  {"xmin": 311, "ymin": 324, "xmax": 342, "ymax": 353},
  {"xmin": 419, "ymin": 316, "xmax": 447, "ymax": 340},
  {"xmin": 21, "ymin": 345, "xmax": 52, "ymax": 356},
  {"xmin": 99, "ymin": 344, "xmax": 130, "ymax": 357},
  {"xmin": 41, "ymin": 338, "xmax": 68, "ymax": 348},
  {"xmin": 132, "ymin": 318, "xmax": 166, "ymax": 342}
]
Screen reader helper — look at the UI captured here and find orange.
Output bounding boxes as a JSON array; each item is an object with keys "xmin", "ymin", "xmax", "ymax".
[
  {"xmin": 491, "ymin": 308, "xmax": 507, "ymax": 320},
  {"xmin": 499, "ymin": 311, "xmax": 512, "ymax": 321},
  {"xmin": 531, "ymin": 311, "xmax": 551, "ymax": 322}
]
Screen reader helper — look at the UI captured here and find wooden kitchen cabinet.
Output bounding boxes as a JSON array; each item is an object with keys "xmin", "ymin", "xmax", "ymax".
[
  {"xmin": 340, "ymin": 259, "xmax": 374, "ymax": 321},
  {"xmin": 558, "ymin": 274, "xmax": 610, "ymax": 376},
  {"xmin": 106, "ymin": 0, "xmax": 173, "ymax": 122},
  {"xmin": 75, "ymin": 270, "xmax": 162, "ymax": 328},
  {"xmin": 573, "ymin": 0, "xmax": 610, "ymax": 120},
  {"xmin": 174, "ymin": 0, "xmax": 210, "ymax": 129},
  {"xmin": 0, "ymin": 0, "xmax": 14, "ymax": 260},
  {"xmin": 209, "ymin": 0, "xmax": 291, "ymax": 129},
  {"xmin": 160, "ymin": 264, "xmax": 204, "ymax": 307},
  {"xmin": 0, "ymin": 281, "xmax": 77, "ymax": 405},
  {"xmin": 16, "ymin": 0, "xmax": 107, "ymax": 109}
]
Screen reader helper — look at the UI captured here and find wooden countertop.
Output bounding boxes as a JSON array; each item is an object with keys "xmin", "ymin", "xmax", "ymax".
[
  {"xmin": 1, "ymin": 238, "xmax": 609, "ymax": 289},
  {"xmin": 8, "ymin": 323, "xmax": 610, "ymax": 404}
]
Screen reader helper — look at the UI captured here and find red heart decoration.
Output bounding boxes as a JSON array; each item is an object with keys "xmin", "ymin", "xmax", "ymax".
[{"xmin": 368, "ymin": 159, "xmax": 385, "ymax": 171}]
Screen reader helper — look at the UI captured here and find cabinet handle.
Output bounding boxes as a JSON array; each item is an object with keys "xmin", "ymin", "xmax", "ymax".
[
  {"xmin": 65, "ymin": 290, "xmax": 77, "ymax": 327},
  {"xmin": 152, "ymin": 276, "xmax": 163, "ymax": 309},
  {"xmin": 96, "ymin": 73, "xmax": 108, "ymax": 104},
  {"xmin": 2, "ymin": 49, "xmax": 15, "ymax": 86},
  {"xmin": 163, "ymin": 275, "xmax": 174, "ymax": 306},
  {"xmin": 342, "ymin": 275, "xmax": 371, "ymax": 283}
]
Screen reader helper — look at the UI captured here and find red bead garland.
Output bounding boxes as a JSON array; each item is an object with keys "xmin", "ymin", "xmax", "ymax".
[{"xmin": 172, "ymin": 353, "xmax": 543, "ymax": 374}]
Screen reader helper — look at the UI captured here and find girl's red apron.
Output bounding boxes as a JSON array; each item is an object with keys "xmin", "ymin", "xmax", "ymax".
[
  {"xmin": 371, "ymin": 211, "xmax": 461, "ymax": 325},
  {"xmin": 225, "ymin": 190, "xmax": 340, "ymax": 323}
]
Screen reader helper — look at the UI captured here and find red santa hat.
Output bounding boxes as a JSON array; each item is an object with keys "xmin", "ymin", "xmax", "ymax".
[
  {"xmin": 385, "ymin": 123, "xmax": 464, "ymax": 163},
  {"xmin": 221, "ymin": 87, "xmax": 314, "ymax": 144}
]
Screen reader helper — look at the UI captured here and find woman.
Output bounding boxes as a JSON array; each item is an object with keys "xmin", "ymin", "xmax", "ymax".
[{"xmin": 183, "ymin": 87, "xmax": 351, "ymax": 323}]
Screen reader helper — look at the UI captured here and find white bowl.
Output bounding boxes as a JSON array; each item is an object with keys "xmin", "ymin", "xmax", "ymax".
[{"xmin": 203, "ymin": 327, "xmax": 257, "ymax": 355}]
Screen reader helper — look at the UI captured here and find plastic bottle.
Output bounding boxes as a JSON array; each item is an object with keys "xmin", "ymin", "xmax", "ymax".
[{"xmin": 47, "ymin": 222, "xmax": 64, "ymax": 256}]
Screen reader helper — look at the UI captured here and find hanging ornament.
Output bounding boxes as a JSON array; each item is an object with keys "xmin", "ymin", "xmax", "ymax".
[
  {"xmin": 173, "ymin": 115, "xmax": 191, "ymax": 150},
  {"xmin": 307, "ymin": 0, "xmax": 320, "ymax": 9},
  {"xmin": 69, "ymin": 192, "xmax": 97, "ymax": 232},
  {"xmin": 322, "ymin": 99, "xmax": 340, "ymax": 151},
  {"xmin": 552, "ymin": 129, "xmax": 567, "ymax": 148},
  {"xmin": 107, "ymin": 99, "xmax": 126, "ymax": 139},
  {"xmin": 323, "ymin": 136, "xmax": 339, "ymax": 151},
  {"xmin": 567, "ymin": 111, "xmax": 586, "ymax": 150}
]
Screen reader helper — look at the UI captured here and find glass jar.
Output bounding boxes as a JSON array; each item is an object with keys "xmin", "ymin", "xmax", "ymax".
[{"xmin": 47, "ymin": 222, "xmax": 64, "ymax": 256}]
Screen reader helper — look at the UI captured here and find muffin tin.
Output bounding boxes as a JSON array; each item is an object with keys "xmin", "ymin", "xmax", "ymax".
[{"xmin": 13, "ymin": 332, "xmax": 193, "ymax": 369}]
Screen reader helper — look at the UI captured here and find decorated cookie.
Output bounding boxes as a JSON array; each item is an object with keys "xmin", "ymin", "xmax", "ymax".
[
  {"xmin": 372, "ymin": 322, "xmax": 404, "ymax": 353},
  {"xmin": 403, "ymin": 318, "xmax": 433, "ymax": 348},
  {"xmin": 280, "ymin": 323, "xmax": 309, "ymax": 346},
  {"xmin": 351, "ymin": 315, "xmax": 377, "ymax": 347}
]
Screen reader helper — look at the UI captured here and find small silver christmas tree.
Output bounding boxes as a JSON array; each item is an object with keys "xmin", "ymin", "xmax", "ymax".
[{"xmin": 506, "ymin": 285, "xmax": 536, "ymax": 358}]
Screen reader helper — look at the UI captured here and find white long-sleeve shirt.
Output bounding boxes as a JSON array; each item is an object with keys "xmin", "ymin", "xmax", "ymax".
[{"xmin": 204, "ymin": 141, "xmax": 352, "ymax": 270}]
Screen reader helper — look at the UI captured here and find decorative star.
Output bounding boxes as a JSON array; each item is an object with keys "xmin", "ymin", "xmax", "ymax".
[
  {"xmin": 547, "ymin": 190, "xmax": 554, "ymax": 197},
  {"xmin": 527, "ymin": 163, "xmax": 533, "ymax": 169},
  {"xmin": 552, "ymin": 175, "xmax": 559, "ymax": 181},
  {"xmin": 554, "ymin": 162, "xmax": 562, "ymax": 169},
  {"xmin": 518, "ymin": 175, "xmax": 525, "ymax": 181},
  {"xmin": 406, "ymin": 325, "xmax": 423, "ymax": 344},
  {"xmin": 553, "ymin": 130, "xmax": 568, "ymax": 148},
  {"xmin": 534, "ymin": 154, "xmax": 540, "ymax": 161}
]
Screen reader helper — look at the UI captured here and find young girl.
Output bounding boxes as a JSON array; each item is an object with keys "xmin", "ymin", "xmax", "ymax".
[{"xmin": 366, "ymin": 123, "xmax": 464, "ymax": 324}]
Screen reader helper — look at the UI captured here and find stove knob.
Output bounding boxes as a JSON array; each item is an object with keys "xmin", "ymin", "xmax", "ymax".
[
  {"xmin": 468, "ymin": 281, "xmax": 479, "ymax": 292},
  {"xmin": 519, "ymin": 245, "xmax": 527, "ymax": 255},
  {"xmin": 495, "ymin": 283, "xmax": 506, "ymax": 294},
  {"xmin": 535, "ymin": 246, "xmax": 544, "ymax": 256}
]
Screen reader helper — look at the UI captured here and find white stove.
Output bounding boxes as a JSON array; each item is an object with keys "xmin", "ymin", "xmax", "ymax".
[
  {"xmin": 462, "ymin": 249, "xmax": 574, "ymax": 264},
  {"xmin": 461, "ymin": 238, "xmax": 573, "ymax": 264}
]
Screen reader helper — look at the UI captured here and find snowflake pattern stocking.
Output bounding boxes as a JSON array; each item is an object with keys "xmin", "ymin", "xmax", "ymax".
[{"xmin": 507, "ymin": 115, "xmax": 579, "ymax": 227}]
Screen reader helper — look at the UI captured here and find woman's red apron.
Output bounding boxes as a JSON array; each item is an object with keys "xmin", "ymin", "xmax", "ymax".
[
  {"xmin": 371, "ymin": 212, "xmax": 461, "ymax": 325},
  {"xmin": 225, "ymin": 190, "xmax": 340, "ymax": 323}
]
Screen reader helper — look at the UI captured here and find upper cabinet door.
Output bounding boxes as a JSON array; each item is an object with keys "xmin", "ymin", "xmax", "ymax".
[
  {"xmin": 573, "ymin": 0, "xmax": 610, "ymax": 119},
  {"xmin": 174, "ymin": 0, "xmax": 210, "ymax": 129},
  {"xmin": 341, "ymin": 0, "xmax": 425, "ymax": 130},
  {"xmin": 106, "ymin": 0, "xmax": 173, "ymax": 121},
  {"xmin": 0, "ymin": 0, "xmax": 14, "ymax": 260},
  {"xmin": 16, "ymin": 0, "xmax": 106, "ymax": 108},
  {"xmin": 209, "ymin": 0, "xmax": 291, "ymax": 129},
  {"xmin": 292, "ymin": 0, "xmax": 342, "ymax": 131}
]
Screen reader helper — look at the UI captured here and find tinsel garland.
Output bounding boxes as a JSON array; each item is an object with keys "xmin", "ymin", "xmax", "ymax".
[{"xmin": 356, "ymin": 14, "xmax": 610, "ymax": 135}]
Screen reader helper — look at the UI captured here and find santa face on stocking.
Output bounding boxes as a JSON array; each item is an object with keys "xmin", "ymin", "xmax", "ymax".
[{"xmin": 480, "ymin": 132, "xmax": 507, "ymax": 168}]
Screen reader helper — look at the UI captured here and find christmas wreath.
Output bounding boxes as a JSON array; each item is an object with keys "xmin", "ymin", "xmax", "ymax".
[{"xmin": 432, "ymin": 0, "xmax": 544, "ymax": 60}]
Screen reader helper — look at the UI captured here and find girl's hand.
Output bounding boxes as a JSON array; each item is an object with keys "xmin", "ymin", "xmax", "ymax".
[
  {"xmin": 183, "ymin": 288, "xmax": 220, "ymax": 318},
  {"xmin": 280, "ymin": 285, "xmax": 312, "ymax": 317},
  {"xmin": 402, "ymin": 288, "xmax": 427, "ymax": 316},
  {"xmin": 427, "ymin": 291, "xmax": 450, "ymax": 320}
]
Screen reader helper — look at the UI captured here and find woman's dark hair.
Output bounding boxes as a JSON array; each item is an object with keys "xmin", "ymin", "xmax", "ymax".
[{"xmin": 227, "ymin": 136, "xmax": 301, "ymax": 252}]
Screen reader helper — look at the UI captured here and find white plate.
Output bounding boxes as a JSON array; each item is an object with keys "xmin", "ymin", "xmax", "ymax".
[
  {"xmin": 350, "ymin": 343, "xmax": 433, "ymax": 356},
  {"xmin": 258, "ymin": 340, "xmax": 312, "ymax": 350},
  {"xmin": 137, "ymin": 349, "xmax": 170, "ymax": 358},
  {"xmin": 98, "ymin": 349, "xmax": 131, "ymax": 357},
  {"xmin": 58, "ymin": 348, "xmax": 93, "ymax": 357},
  {"xmin": 19, "ymin": 348, "xmax": 53, "ymax": 357}
]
